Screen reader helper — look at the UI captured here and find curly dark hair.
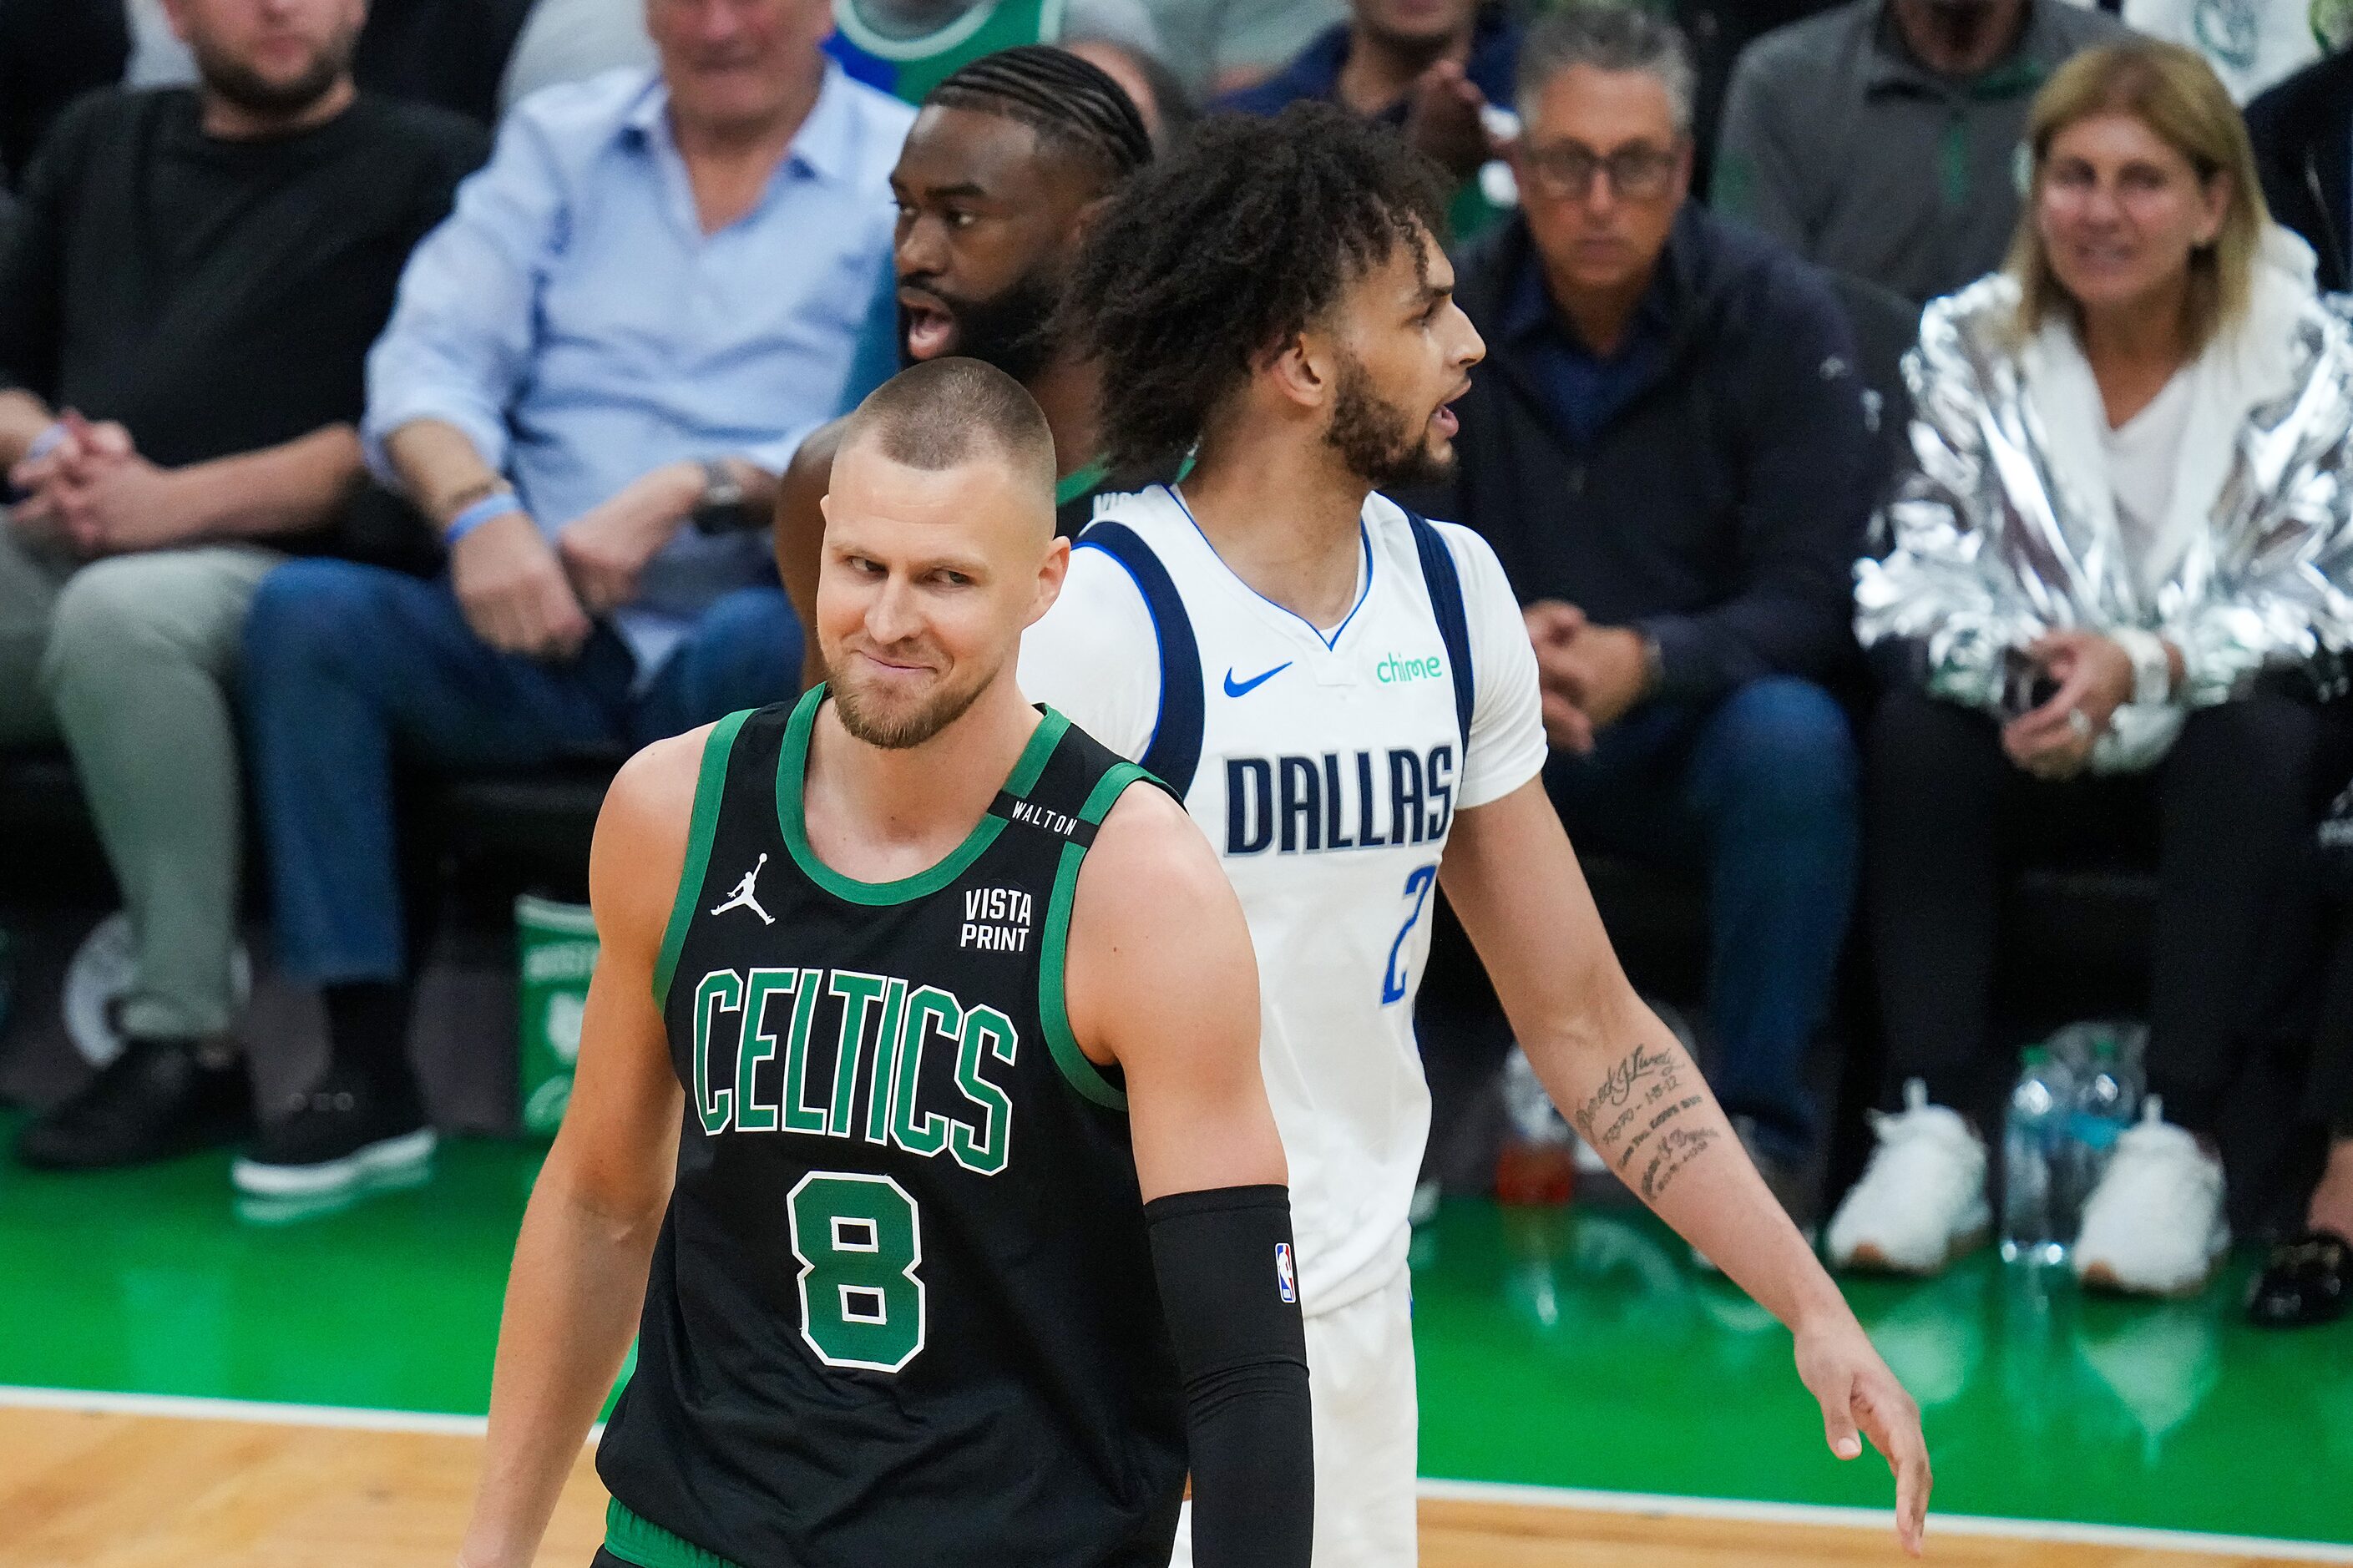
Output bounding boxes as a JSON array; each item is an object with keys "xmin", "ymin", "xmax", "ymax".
[{"xmin": 1059, "ymin": 103, "xmax": 1451, "ymax": 477}]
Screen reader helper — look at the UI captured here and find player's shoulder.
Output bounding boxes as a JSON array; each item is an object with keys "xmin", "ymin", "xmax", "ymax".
[
  {"xmin": 1363, "ymin": 493, "xmax": 1516, "ymax": 604},
  {"xmin": 1077, "ymin": 482, "xmax": 1192, "ymax": 544},
  {"xmin": 590, "ymin": 716, "xmax": 737, "ymax": 944},
  {"xmin": 1077, "ymin": 775, "xmax": 1232, "ymax": 923},
  {"xmin": 602, "ymin": 719, "xmax": 724, "ymax": 835}
]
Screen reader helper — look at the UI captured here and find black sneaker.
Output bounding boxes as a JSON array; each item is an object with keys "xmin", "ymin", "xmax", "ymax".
[
  {"xmin": 2246, "ymin": 1229, "xmax": 2350, "ymax": 1328},
  {"xmin": 231, "ymin": 1069, "xmax": 434, "ymax": 1197},
  {"xmin": 16, "ymin": 1039, "xmax": 254, "ymax": 1171}
]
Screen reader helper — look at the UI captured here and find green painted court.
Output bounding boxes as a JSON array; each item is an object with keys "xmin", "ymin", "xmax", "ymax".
[{"xmin": 3, "ymin": 1122, "xmax": 2345, "ymax": 1550}]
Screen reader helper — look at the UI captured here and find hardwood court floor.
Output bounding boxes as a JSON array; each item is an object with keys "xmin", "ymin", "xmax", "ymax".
[{"xmin": 0, "ymin": 1409, "xmax": 2330, "ymax": 1568}]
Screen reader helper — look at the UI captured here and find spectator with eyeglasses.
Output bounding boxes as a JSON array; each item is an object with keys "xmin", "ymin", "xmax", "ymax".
[{"xmin": 1414, "ymin": 4, "xmax": 1878, "ymax": 1233}]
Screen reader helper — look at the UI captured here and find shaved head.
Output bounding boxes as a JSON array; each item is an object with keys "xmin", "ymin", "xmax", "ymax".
[
  {"xmin": 839, "ymin": 357, "xmax": 1056, "ymax": 533},
  {"xmin": 819, "ymin": 360, "xmax": 1069, "ymax": 751}
]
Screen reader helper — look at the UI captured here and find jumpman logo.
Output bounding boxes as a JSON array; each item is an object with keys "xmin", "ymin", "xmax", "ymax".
[{"xmin": 711, "ymin": 854, "xmax": 775, "ymax": 926}]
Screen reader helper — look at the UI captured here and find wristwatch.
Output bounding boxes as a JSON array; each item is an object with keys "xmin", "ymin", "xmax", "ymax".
[
  {"xmin": 691, "ymin": 458, "xmax": 752, "ymax": 535},
  {"xmin": 1637, "ymin": 630, "xmax": 1667, "ymax": 699},
  {"xmin": 2113, "ymin": 628, "xmax": 2173, "ymax": 707}
]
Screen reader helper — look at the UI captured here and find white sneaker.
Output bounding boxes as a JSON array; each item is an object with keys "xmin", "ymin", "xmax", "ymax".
[
  {"xmin": 2073, "ymin": 1097, "xmax": 2229, "ymax": 1297},
  {"xmin": 1826, "ymin": 1080, "xmax": 1991, "ymax": 1275}
]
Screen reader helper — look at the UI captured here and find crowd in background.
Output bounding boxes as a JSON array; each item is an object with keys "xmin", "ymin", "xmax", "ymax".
[{"xmin": 4, "ymin": 0, "xmax": 2353, "ymax": 1328}]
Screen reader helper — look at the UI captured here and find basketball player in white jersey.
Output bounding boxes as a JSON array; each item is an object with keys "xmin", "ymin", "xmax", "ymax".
[{"xmin": 1013, "ymin": 105, "xmax": 1932, "ymax": 1565}]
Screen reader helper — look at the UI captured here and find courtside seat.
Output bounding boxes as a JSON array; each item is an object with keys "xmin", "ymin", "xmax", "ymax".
[
  {"xmin": 0, "ymin": 748, "xmax": 619, "ymax": 903},
  {"xmin": 435, "ymin": 761, "xmax": 615, "ymax": 884},
  {"xmin": 3, "ymin": 743, "xmax": 2166, "ymax": 1003}
]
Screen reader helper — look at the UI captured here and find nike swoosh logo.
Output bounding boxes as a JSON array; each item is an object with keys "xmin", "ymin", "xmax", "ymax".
[{"xmin": 1222, "ymin": 662, "xmax": 1293, "ymax": 698}]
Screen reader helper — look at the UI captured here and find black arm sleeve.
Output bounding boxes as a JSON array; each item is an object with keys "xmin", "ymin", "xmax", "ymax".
[{"xmin": 1144, "ymin": 1184, "xmax": 1313, "ymax": 1568}]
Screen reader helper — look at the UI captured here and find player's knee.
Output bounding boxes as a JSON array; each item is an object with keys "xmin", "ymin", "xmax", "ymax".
[
  {"xmin": 43, "ymin": 558, "xmax": 188, "ymax": 695},
  {"xmin": 241, "ymin": 559, "xmax": 393, "ymax": 680},
  {"xmin": 1702, "ymin": 677, "xmax": 1857, "ymax": 818}
]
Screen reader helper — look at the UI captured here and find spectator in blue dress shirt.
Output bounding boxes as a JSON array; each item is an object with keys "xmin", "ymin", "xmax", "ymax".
[{"xmin": 231, "ymin": 0, "xmax": 913, "ymax": 1198}]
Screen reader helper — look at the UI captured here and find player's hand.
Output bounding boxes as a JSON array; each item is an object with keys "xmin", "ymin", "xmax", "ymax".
[
  {"xmin": 556, "ymin": 460, "xmax": 702, "ymax": 617},
  {"xmin": 453, "ymin": 506, "xmax": 593, "ymax": 660},
  {"xmin": 1792, "ymin": 1310, "xmax": 1930, "ymax": 1555}
]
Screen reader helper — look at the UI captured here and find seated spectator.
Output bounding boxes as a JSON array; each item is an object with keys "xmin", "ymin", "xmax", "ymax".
[
  {"xmin": 1146, "ymin": 0, "xmax": 1343, "ymax": 100},
  {"xmin": 2115, "ymin": 0, "xmax": 2315, "ymax": 104},
  {"xmin": 827, "ymin": 0, "xmax": 1164, "ymax": 102},
  {"xmin": 230, "ymin": 0, "xmax": 913, "ymax": 1196},
  {"xmin": 2248, "ymin": 900, "xmax": 2353, "ymax": 1328},
  {"xmin": 1424, "ymin": 5, "xmax": 1876, "ymax": 1224},
  {"xmin": 2245, "ymin": 45, "xmax": 2353, "ymax": 291},
  {"xmin": 1712, "ymin": 0, "xmax": 2126, "ymax": 305},
  {"xmin": 0, "ymin": 0, "xmax": 483, "ymax": 1171},
  {"xmin": 1839, "ymin": 40, "xmax": 2353, "ymax": 1296},
  {"xmin": 499, "ymin": 0, "xmax": 658, "ymax": 111},
  {"xmin": 1065, "ymin": 37, "xmax": 1196, "ymax": 146},
  {"xmin": 1216, "ymin": 0, "xmax": 1517, "ymax": 235},
  {"xmin": 126, "ymin": 0, "xmax": 546, "ymax": 125},
  {"xmin": 775, "ymin": 46, "xmax": 1157, "ymax": 689}
]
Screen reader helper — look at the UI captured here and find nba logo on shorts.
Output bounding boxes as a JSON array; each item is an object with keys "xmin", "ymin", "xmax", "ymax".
[{"xmin": 1274, "ymin": 1242, "xmax": 1297, "ymax": 1304}]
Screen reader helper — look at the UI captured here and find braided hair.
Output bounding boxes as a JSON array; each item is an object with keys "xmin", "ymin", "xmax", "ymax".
[
  {"xmin": 926, "ymin": 45, "xmax": 1154, "ymax": 192},
  {"xmin": 1060, "ymin": 102, "xmax": 1450, "ymax": 477}
]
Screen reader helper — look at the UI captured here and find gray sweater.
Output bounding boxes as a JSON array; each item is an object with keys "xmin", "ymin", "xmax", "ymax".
[{"xmin": 1710, "ymin": 0, "xmax": 2128, "ymax": 305}]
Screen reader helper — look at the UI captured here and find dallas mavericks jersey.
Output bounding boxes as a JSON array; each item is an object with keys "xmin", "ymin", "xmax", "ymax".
[
  {"xmin": 1017, "ymin": 486, "xmax": 1548, "ymax": 1315},
  {"xmin": 826, "ymin": 0, "xmax": 1061, "ymax": 102},
  {"xmin": 596, "ymin": 690, "xmax": 1188, "ymax": 1568}
]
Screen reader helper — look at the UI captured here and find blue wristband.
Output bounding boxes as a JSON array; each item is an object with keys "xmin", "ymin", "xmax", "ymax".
[{"xmin": 444, "ymin": 489, "xmax": 523, "ymax": 547}]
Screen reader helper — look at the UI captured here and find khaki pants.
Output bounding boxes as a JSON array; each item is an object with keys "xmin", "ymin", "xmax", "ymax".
[{"xmin": 0, "ymin": 525, "xmax": 281, "ymax": 1039}]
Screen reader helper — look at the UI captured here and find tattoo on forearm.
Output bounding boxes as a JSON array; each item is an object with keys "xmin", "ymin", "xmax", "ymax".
[
  {"xmin": 1613, "ymin": 1092, "xmax": 1703, "ymax": 1176},
  {"xmin": 1567, "ymin": 1042, "xmax": 1681, "ymax": 1144},
  {"xmin": 1564, "ymin": 1039, "xmax": 1728, "ymax": 1203},
  {"xmin": 1638, "ymin": 1125, "xmax": 1719, "ymax": 1201}
]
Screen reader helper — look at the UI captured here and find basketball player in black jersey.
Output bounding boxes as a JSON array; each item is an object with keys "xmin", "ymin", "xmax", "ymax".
[
  {"xmin": 775, "ymin": 47, "xmax": 1153, "ymax": 690},
  {"xmin": 457, "ymin": 360, "xmax": 1313, "ymax": 1568}
]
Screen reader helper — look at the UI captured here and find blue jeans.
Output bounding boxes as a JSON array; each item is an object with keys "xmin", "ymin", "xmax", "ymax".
[
  {"xmin": 242, "ymin": 560, "xmax": 799, "ymax": 984},
  {"xmin": 1546, "ymin": 676, "xmax": 1859, "ymax": 1161}
]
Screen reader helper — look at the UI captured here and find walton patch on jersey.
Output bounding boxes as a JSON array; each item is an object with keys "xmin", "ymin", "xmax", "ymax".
[
  {"xmin": 687, "ymin": 964, "xmax": 1019, "ymax": 1178},
  {"xmin": 1223, "ymin": 742, "xmax": 1458, "ymax": 857}
]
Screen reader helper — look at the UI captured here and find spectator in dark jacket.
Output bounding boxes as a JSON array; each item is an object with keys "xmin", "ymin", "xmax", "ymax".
[
  {"xmin": 1217, "ymin": 0, "xmax": 1519, "ymax": 235},
  {"xmin": 2245, "ymin": 48, "xmax": 2353, "ymax": 292},
  {"xmin": 1426, "ymin": 5, "xmax": 1876, "ymax": 1212}
]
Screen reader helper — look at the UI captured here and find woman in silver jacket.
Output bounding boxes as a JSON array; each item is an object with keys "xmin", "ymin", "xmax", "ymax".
[{"xmin": 1832, "ymin": 39, "xmax": 2353, "ymax": 1297}]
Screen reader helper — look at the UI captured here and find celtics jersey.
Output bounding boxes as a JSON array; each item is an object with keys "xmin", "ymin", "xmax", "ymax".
[
  {"xmin": 826, "ymin": 0, "xmax": 1061, "ymax": 104},
  {"xmin": 596, "ymin": 689, "xmax": 1187, "ymax": 1568}
]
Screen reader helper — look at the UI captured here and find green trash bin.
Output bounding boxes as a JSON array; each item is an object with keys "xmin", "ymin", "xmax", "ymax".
[{"xmin": 516, "ymin": 894, "xmax": 599, "ymax": 1136}]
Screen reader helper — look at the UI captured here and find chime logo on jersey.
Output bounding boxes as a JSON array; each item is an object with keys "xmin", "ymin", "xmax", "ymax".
[
  {"xmin": 1374, "ymin": 649, "xmax": 1447, "ymax": 685},
  {"xmin": 1223, "ymin": 743, "xmax": 1456, "ymax": 857},
  {"xmin": 688, "ymin": 965, "xmax": 1017, "ymax": 1176},
  {"xmin": 1274, "ymin": 1242, "xmax": 1297, "ymax": 1304}
]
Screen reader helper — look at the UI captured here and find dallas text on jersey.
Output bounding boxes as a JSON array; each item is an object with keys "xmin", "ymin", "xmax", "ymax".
[{"xmin": 1223, "ymin": 743, "xmax": 1456, "ymax": 857}]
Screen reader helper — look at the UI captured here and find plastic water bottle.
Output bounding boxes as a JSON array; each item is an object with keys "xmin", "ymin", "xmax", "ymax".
[
  {"xmin": 2065, "ymin": 1034, "xmax": 2141, "ymax": 1216},
  {"xmin": 2001, "ymin": 1046, "xmax": 2075, "ymax": 1264},
  {"xmin": 1494, "ymin": 1045, "xmax": 1576, "ymax": 1206}
]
